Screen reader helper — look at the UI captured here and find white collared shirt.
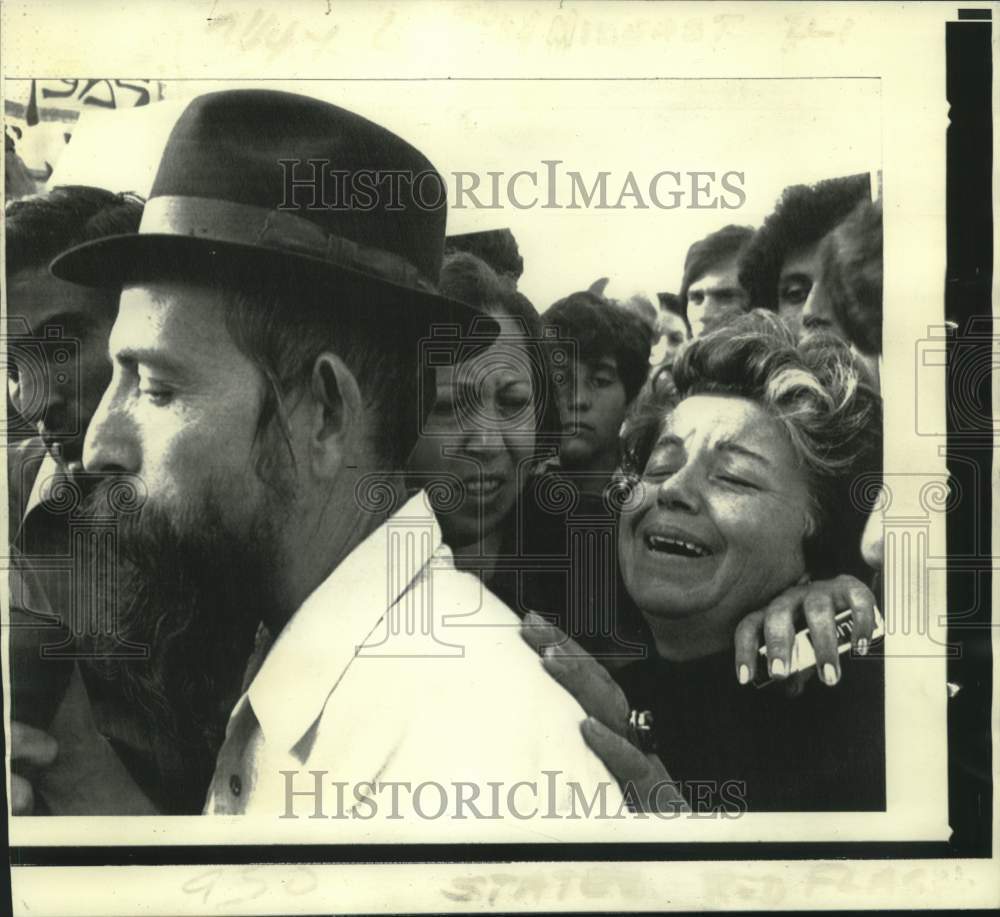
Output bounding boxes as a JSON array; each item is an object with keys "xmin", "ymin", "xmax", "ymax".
[{"xmin": 203, "ymin": 492, "xmax": 622, "ymax": 821}]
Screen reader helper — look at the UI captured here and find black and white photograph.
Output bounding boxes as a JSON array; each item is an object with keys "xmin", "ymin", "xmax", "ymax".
[{"xmin": 2, "ymin": 2, "xmax": 996, "ymax": 913}]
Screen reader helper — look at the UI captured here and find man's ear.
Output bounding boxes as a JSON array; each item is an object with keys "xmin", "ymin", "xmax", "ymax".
[{"xmin": 308, "ymin": 352, "xmax": 363, "ymax": 479}]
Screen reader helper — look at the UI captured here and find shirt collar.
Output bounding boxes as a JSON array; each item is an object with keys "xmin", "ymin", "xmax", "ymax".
[{"xmin": 245, "ymin": 490, "xmax": 443, "ymax": 752}]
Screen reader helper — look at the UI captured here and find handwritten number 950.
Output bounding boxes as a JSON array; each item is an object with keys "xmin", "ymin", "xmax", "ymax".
[{"xmin": 182, "ymin": 865, "xmax": 318, "ymax": 907}]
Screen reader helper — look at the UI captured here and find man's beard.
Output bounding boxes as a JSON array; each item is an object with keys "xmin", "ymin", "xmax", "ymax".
[{"xmin": 83, "ymin": 469, "xmax": 292, "ymax": 803}]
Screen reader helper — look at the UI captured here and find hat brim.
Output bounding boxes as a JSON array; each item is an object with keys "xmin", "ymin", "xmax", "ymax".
[{"xmin": 50, "ymin": 233, "xmax": 498, "ymax": 337}]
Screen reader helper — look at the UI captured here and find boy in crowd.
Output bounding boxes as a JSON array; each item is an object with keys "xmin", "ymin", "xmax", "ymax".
[{"xmin": 542, "ymin": 291, "xmax": 650, "ymax": 496}]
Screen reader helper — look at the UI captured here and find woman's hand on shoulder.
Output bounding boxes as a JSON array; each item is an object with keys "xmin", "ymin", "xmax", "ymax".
[
  {"xmin": 733, "ymin": 574, "xmax": 878, "ymax": 696},
  {"xmin": 520, "ymin": 612, "xmax": 687, "ymax": 813}
]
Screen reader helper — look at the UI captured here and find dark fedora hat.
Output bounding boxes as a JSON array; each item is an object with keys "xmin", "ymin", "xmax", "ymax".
[{"xmin": 51, "ymin": 89, "xmax": 491, "ymax": 332}]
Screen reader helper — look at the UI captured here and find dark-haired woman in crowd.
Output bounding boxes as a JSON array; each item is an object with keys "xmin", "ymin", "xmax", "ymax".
[
  {"xmin": 405, "ymin": 253, "xmax": 651, "ymax": 662},
  {"xmin": 406, "ymin": 252, "xmax": 553, "ymax": 590}
]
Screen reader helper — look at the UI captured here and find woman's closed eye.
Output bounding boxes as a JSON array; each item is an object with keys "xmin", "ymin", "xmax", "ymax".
[
  {"xmin": 642, "ymin": 453, "xmax": 683, "ymax": 482},
  {"xmin": 712, "ymin": 466, "xmax": 762, "ymax": 491},
  {"xmin": 644, "ymin": 465, "xmax": 677, "ymax": 482}
]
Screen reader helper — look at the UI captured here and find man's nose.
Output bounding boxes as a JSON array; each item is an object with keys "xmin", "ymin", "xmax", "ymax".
[
  {"xmin": 566, "ymin": 380, "xmax": 591, "ymax": 411},
  {"xmin": 655, "ymin": 463, "xmax": 702, "ymax": 514},
  {"xmin": 83, "ymin": 390, "xmax": 139, "ymax": 473},
  {"xmin": 801, "ymin": 281, "xmax": 832, "ymax": 325}
]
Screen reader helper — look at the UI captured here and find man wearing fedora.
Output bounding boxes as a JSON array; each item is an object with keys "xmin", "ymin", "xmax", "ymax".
[{"xmin": 14, "ymin": 89, "xmax": 621, "ymax": 819}]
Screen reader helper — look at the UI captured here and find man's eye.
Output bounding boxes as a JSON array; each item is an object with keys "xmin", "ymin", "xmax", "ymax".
[
  {"xmin": 141, "ymin": 390, "xmax": 173, "ymax": 406},
  {"xmin": 591, "ymin": 376, "xmax": 615, "ymax": 389},
  {"xmin": 688, "ymin": 293, "xmax": 705, "ymax": 306},
  {"xmin": 669, "ymin": 333, "xmax": 685, "ymax": 345},
  {"xmin": 138, "ymin": 379, "xmax": 174, "ymax": 406},
  {"xmin": 780, "ymin": 283, "xmax": 811, "ymax": 306},
  {"xmin": 6, "ymin": 361, "xmax": 20, "ymax": 382}
]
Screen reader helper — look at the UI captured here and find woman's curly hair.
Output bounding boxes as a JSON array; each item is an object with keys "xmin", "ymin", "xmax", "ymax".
[{"xmin": 622, "ymin": 310, "xmax": 882, "ymax": 581}]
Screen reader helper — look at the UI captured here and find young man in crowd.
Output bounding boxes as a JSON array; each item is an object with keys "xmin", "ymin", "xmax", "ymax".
[
  {"xmin": 7, "ymin": 188, "xmax": 142, "ymax": 529},
  {"xmin": 801, "ymin": 198, "xmax": 883, "ymax": 351},
  {"xmin": 519, "ymin": 292, "xmax": 654, "ymax": 670},
  {"xmin": 678, "ymin": 224, "xmax": 754, "ymax": 338},
  {"xmin": 12, "ymin": 89, "xmax": 622, "ymax": 819},
  {"xmin": 738, "ymin": 173, "xmax": 871, "ymax": 338},
  {"xmin": 542, "ymin": 291, "xmax": 651, "ymax": 497}
]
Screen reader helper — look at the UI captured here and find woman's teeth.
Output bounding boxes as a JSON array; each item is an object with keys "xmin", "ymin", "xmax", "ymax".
[{"xmin": 645, "ymin": 534, "xmax": 710, "ymax": 558}]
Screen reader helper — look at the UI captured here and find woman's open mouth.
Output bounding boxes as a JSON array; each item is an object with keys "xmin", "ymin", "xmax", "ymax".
[{"xmin": 643, "ymin": 532, "xmax": 713, "ymax": 559}]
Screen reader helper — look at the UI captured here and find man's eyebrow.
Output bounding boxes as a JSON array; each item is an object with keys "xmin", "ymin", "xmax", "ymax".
[
  {"xmin": 114, "ymin": 347, "xmax": 192, "ymax": 377},
  {"xmin": 590, "ymin": 358, "xmax": 619, "ymax": 374},
  {"xmin": 778, "ymin": 271, "xmax": 812, "ymax": 285}
]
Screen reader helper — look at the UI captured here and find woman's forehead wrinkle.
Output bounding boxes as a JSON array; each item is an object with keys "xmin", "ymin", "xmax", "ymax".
[{"xmin": 664, "ymin": 398, "xmax": 786, "ymax": 466}]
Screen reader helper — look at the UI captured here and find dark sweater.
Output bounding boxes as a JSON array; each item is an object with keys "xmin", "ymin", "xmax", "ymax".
[{"xmin": 613, "ymin": 646, "xmax": 886, "ymax": 812}]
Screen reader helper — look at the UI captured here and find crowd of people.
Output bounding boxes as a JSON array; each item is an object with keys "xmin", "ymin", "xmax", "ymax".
[{"xmin": 6, "ymin": 89, "xmax": 886, "ymax": 819}]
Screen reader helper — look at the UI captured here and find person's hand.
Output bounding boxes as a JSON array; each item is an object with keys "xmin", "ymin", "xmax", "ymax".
[
  {"xmin": 520, "ymin": 612, "xmax": 687, "ymax": 813},
  {"xmin": 734, "ymin": 574, "xmax": 877, "ymax": 696},
  {"xmin": 10, "ymin": 721, "xmax": 58, "ymax": 814}
]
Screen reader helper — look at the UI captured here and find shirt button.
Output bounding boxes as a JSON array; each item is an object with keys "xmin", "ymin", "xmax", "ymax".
[{"xmin": 229, "ymin": 774, "xmax": 242, "ymax": 797}]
